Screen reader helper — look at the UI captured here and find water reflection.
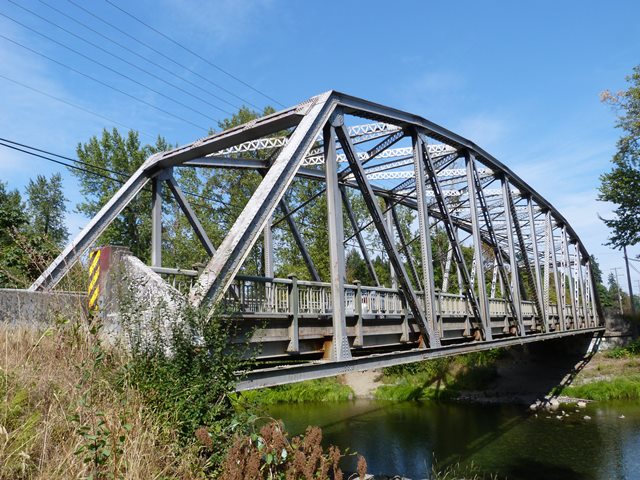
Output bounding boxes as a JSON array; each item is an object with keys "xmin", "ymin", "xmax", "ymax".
[{"xmin": 267, "ymin": 400, "xmax": 640, "ymax": 480}]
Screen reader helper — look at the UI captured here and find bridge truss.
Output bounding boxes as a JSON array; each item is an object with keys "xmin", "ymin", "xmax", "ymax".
[{"xmin": 31, "ymin": 91, "xmax": 604, "ymax": 388}]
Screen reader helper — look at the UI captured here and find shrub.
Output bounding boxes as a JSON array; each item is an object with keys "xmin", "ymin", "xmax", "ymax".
[
  {"xmin": 605, "ymin": 339, "xmax": 640, "ymax": 359},
  {"xmin": 221, "ymin": 420, "xmax": 366, "ymax": 480}
]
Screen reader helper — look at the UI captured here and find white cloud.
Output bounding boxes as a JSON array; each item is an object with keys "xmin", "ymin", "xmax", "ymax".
[{"xmin": 160, "ymin": 0, "xmax": 274, "ymax": 45}]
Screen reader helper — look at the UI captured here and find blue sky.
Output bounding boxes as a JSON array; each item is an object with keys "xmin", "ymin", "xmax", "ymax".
[{"xmin": 1, "ymin": 0, "xmax": 639, "ymax": 290}]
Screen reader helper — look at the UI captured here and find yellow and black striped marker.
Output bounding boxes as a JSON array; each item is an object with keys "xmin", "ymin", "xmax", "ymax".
[{"xmin": 88, "ymin": 249, "xmax": 101, "ymax": 311}]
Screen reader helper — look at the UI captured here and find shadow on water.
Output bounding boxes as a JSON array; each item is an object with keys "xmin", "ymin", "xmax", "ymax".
[
  {"xmin": 501, "ymin": 458, "xmax": 592, "ymax": 480},
  {"xmin": 269, "ymin": 334, "xmax": 621, "ymax": 479}
]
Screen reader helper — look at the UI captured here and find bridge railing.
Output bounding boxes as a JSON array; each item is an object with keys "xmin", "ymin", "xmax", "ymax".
[{"xmin": 153, "ymin": 269, "xmax": 592, "ymax": 333}]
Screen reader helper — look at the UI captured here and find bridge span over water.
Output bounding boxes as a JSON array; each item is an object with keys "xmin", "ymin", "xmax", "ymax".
[{"xmin": 29, "ymin": 91, "xmax": 604, "ymax": 389}]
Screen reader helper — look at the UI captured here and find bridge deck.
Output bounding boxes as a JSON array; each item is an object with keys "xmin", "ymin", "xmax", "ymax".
[{"xmin": 236, "ymin": 327, "xmax": 604, "ymax": 390}]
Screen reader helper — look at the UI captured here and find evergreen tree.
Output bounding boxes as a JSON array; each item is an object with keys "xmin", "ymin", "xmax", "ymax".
[
  {"xmin": 598, "ymin": 65, "xmax": 640, "ymax": 248},
  {"xmin": 25, "ymin": 173, "xmax": 68, "ymax": 246}
]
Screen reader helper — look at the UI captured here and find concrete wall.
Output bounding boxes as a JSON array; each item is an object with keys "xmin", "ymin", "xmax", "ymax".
[
  {"xmin": 0, "ymin": 288, "xmax": 87, "ymax": 325},
  {"xmin": 601, "ymin": 310, "xmax": 636, "ymax": 348}
]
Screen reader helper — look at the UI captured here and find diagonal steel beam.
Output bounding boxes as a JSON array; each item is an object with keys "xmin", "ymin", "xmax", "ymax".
[
  {"xmin": 335, "ymin": 115, "xmax": 440, "ymax": 347},
  {"xmin": 277, "ymin": 198, "xmax": 321, "ymax": 281},
  {"xmin": 391, "ymin": 205, "xmax": 421, "ymax": 291},
  {"xmin": 189, "ymin": 92, "xmax": 335, "ymax": 306},
  {"xmin": 340, "ymin": 185, "xmax": 380, "ymax": 286},
  {"xmin": 419, "ymin": 135, "xmax": 483, "ymax": 332},
  {"xmin": 166, "ymin": 174, "xmax": 216, "ymax": 257},
  {"xmin": 30, "ymin": 158, "xmax": 157, "ymax": 291}
]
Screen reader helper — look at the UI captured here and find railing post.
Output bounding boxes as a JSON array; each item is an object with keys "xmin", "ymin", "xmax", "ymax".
[
  {"xmin": 287, "ymin": 274, "xmax": 299, "ymax": 354},
  {"xmin": 400, "ymin": 291, "xmax": 410, "ymax": 343},
  {"xmin": 354, "ymin": 281, "xmax": 364, "ymax": 347}
]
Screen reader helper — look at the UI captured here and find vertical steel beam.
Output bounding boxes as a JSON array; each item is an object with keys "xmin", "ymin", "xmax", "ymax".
[
  {"xmin": 586, "ymin": 260, "xmax": 598, "ymax": 325},
  {"xmin": 335, "ymin": 118, "xmax": 440, "ymax": 347},
  {"xmin": 527, "ymin": 197, "xmax": 547, "ymax": 331},
  {"xmin": 325, "ymin": 123, "xmax": 351, "ymax": 361},
  {"xmin": 465, "ymin": 151, "xmax": 492, "ymax": 340},
  {"xmin": 411, "ymin": 133, "xmax": 440, "ymax": 342},
  {"xmin": 151, "ymin": 176, "xmax": 163, "ymax": 268},
  {"xmin": 166, "ymin": 174, "xmax": 216, "ymax": 257},
  {"xmin": 562, "ymin": 227, "xmax": 578, "ymax": 328},
  {"xmin": 501, "ymin": 177, "xmax": 525, "ymax": 336},
  {"xmin": 547, "ymin": 213, "xmax": 566, "ymax": 330},
  {"xmin": 341, "ymin": 186, "xmax": 380, "ymax": 286},
  {"xmin": 543, "ymin": 216, "xmax": 551, "ymax": 324},
  {"xmin": 576, "ymin": 247, "xmax": 589, "ymax": 326},
  {"xmin": 189, "ymin": 93, "xmax": 333, "ymax": 307}
]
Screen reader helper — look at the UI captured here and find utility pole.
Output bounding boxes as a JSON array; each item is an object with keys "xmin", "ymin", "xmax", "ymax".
[
  {"xmin": 611, "ymin": 267, "xmax": 624, "ymax": 314},
  {"xmin": 623, "ymin": 246, "xmax": 636, "ymax": 316}
]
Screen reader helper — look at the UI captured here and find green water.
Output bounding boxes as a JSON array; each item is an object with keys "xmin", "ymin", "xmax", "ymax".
[{"xmin": 267, "ymin": 399, "xmax": 640, "ymax": 479}]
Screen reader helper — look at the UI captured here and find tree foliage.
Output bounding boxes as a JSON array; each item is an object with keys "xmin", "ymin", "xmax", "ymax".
[
  {"xmin": 0, "ymin": 176, "xmax": 69, "ymax": 288},
  {"xmin": 74, "ymin": 129, "xmax": 171, "ymax": 261},
  {"xmin": 25, "ymin": 173, "xmax": 68, "ymax": 246},
  {"xmin": 598, "ymin": 65, "xmax": 640, "ymax": 248}
]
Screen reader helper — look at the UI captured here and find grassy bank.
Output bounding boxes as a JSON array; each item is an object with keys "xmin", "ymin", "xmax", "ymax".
[
  {"xmin": 375, "ymin": 350, "xmax": 504, "ymax": 401},
  {"xmin": 240, "ymin": 377, "xmax": 353, "ymax": 405},
  {"xmin": 555, "ymin": 339, "xmax": 640, "ymax": 401},
  {"xmin": 560, "ymin": 375, "xmax": 640, "ymax": 401},
  {"xmin": 0, "ymin": 314, "xmax": 364, "ymax": 479}
]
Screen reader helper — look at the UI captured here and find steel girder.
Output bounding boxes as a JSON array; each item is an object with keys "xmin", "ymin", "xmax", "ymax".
[{"xmin": 32, "ymin": 90, "xmax": 602, "ymax": 346}]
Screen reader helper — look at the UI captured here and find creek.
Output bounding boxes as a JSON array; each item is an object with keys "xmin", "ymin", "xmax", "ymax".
[{"xmin": 268, "ymin": 399, "xmax": 640, "ymax": 479}]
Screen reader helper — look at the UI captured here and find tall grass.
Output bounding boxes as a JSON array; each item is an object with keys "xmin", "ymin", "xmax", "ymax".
[{"xmin": 0, "ymin": 322, "xmax": 201, "ymax": 480}]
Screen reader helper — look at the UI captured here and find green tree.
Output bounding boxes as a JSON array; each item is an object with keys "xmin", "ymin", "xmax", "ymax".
[
  {"xmin": 598, "ymin": 65, "xmax": 640, "ymax": 248},
  {"xmin": 0, "ymin": 181, "xmax": 28, "ymax": 286},
  {"xmin": 73, "ymin": 129, "xmax": 171, "ymax": 261},
  {"xmin": 25, "ymin": 173, "xmax": 68, "ymax": 246}
]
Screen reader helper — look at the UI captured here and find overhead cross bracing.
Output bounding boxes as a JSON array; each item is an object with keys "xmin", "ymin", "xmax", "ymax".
[{"xmin": 31, "ymin": 91, "xmax": 603, "ymax": 388}]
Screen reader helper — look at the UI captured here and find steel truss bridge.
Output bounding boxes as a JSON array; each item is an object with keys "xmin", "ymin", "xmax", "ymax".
[{"xmin": 31, "ymin": 91, "xmax": 604, "ymax": 389}]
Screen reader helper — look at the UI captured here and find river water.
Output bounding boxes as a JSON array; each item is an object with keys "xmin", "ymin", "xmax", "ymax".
[{"xmin": 268, "ymin": 399, "xmax": 640, "ymax": 479}]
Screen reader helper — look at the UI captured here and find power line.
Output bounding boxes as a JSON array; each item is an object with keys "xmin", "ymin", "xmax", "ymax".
[
  {"xmin": 103, "ymin": 0, "xmax": 285, "ymax": 108},
  {"xmin": 65, "ymin": 0, "xmax": 264, "ymax": 111},
  {"xmin": 36, "ymin": 0, "xmax": 242, "ymax": 113},
  {"xmin": 6, "ymin": 0, "xmax": 235, "ymax": 116},
  {"xmin": 0, "ymin": 33, "xmax": 208, "ymax": 132},
  {"xmin": 0, "ymin": 73, "xmax": 156, "ymax": 140},
  {"xmin": 0, "ymin": 12, "xmax": 221, "ymax": 124},
  {"xmin": 0, "ymin": 139, "xmax": 239, "ymax": 216}
]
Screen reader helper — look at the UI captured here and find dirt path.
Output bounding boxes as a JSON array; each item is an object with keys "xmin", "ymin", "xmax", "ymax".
[{"xmin": 341, "ymin": 369, "xmax": 384, "ymax": 399}]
